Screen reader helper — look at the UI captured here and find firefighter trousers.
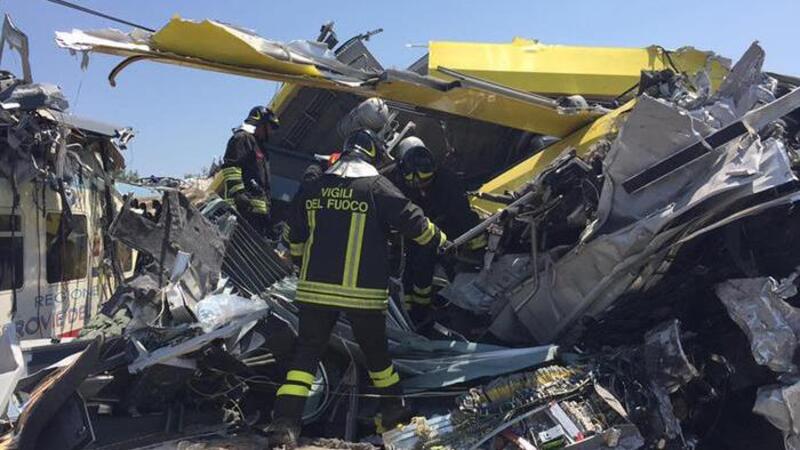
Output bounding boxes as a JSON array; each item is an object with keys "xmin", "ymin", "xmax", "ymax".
[
  {"xmin": 272, "ymin": 303, "xmax": 403, "ymax": 424},
  {"xmin": 403, "ymin": 241, "xmax": 436, "ymax": 307}
]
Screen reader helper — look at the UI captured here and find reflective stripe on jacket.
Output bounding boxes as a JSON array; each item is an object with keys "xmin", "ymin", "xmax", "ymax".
[{"xmin": 287, "ymin": 166, "xmax": 445, "ymax": 310}]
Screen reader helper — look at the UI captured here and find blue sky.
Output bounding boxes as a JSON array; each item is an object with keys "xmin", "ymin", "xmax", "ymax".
[{"xmin": 5, "ymin": 0, "xmax": 799, "ymax": 176}]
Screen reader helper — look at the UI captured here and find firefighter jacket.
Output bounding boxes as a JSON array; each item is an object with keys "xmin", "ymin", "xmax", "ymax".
[
  {"xmin": 215, "ymin": 124, "xmax": 270, "ymax": 216},
  {"xmin": 287, "ymin": 159, "xmax": 447, "ymax": 310},
  {"xmin": 391, "ymin": 167, "xmax": 486, "ymax": 250}
]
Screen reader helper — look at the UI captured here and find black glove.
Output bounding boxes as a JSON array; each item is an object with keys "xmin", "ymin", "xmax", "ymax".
[{"xmin": 233, "ymin": 192, "xmax": 253, "ymax": 213}]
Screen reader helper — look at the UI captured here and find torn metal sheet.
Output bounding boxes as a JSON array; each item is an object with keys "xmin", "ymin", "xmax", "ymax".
[
  {"xmin": 754, "ymin": 381, "xmax": 800, "ymax": 450},
  {"xmin": 428, "ymin": 38, "xmax": 729, "ymax": 98},
  {"xmin": 644, "ymin": 320, "xmax": 699, "ymax": 392},
  {"xmin": 396, "ymin": 345, "xmax": 558, "ymax": 390},
  {"xmin": 715, "ymin": 273, "xmax": 800, "ymax": 373},
  {"xmin": 438, "ymin": 253, "xmax": 531, "ymax": 314},
  {"xmin": 0, "ymin": 324, "xmax": 24, "ymax": 420},
  {"xmin": 55, "ymin": 19, "xmax": 615, "ymax": 137},
  {"xmin": 4, "ymin": 339, "xmax": 100, "ymax": 450},
  {"xmin": 110, "ymin": 191, "xmax": 226, "ymax": 297},
  {"xmin": 492, "ymin": 77, "xmax": 800, "ymax": 343},
  {"xmin": 266, "ymin": 277, "xmax": 557, "ymax": 390},
  {"xmin": 127, "ymin": 307, "xmax": 269, "ymax": 373}
]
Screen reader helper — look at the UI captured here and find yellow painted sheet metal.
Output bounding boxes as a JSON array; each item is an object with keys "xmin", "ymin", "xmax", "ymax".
[
  {"xmin": 472, "ymin": 101, "xmax": 636, "ymax": 214},
  {"xmin": 152, "ymin": 17, "xmax": 321, "ymax": 77},
  {"xmin": 373, "ymin": 76, "xmax": 600, "ymax": 138},
  {"xmin": 57, "ymin": 21, "xmax": 725, "ymax": 138},
  {"xmin": 429, "ymin": 38, "xmax": 729, "ymax": 98}
]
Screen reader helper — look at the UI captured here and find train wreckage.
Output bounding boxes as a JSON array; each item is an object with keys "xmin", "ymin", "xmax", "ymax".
[{"xmin": 1, "ymin": 12, "xmax": 800, "ymax": 450}]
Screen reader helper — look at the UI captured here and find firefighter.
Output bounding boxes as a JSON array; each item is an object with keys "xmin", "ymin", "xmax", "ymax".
[
  {"xmin": 392, "ymin": 136, "xmax": 486, "ymax": 314},
  {"xmin": 267, "ymin": 129, "xmax": 448, "ymax": 447},
  {"xmin": 216, "ymin": 106, "xmax": 279, "ymax": 236}
]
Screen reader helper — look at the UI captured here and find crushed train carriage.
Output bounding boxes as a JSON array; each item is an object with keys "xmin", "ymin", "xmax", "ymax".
[{"xmin": 1, "ymin": 13, "xmax": 800, "ymax": 450}]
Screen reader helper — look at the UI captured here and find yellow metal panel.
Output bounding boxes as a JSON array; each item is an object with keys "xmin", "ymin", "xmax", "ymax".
[
  {"xmin": 374, "ymin": 77, "xmax": 600, "ymax": 138},
  {"xmin": 151, "ymin": 17, "xmax": 322, "ymax": 77},
  {"xmin": 429, "ymin": 38, "xmax": 729, "ymax": 98},
  {"xmin": 472, "ymin": 101, "xmax": 636, "ymax": 214}
]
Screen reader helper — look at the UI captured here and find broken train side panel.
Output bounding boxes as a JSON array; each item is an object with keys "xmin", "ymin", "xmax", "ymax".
[
  {"xmin": 0, "ymin": 155, "xmax": 131, "ymax": 341},
  {"xmin": 0, "ymin": 110, "xmax": 136, "ymax": 342}
]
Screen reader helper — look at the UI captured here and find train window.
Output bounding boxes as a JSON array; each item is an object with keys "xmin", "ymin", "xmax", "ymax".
[
  {"xmin": 46, "ymin": 213, "xmax": 88, "ymax": 283},
  {"xmin": 0, "ymin": 215, "xmax": 22, "ymax": 290},
  {"xmin": 116, "ymin": 241, "xmax": 134, "ymax": 273}
]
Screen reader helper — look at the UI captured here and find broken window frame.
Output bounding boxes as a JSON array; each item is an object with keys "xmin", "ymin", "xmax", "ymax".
[
  {"xmin": 0, "ymin": 214, "xmax": 23, "ymax": 291},
  {"xmin": 45, "ymin": 213, "xmax": 88, "ymax": 284}
]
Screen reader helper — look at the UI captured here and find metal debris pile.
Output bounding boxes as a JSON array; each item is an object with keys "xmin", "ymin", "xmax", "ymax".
[{"xmin": 3, "ymin": 10, "xmax": 800, "ymax": 450}]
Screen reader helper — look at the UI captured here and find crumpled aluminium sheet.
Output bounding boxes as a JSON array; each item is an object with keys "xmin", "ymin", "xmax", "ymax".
[
  {"xmin": 490, "ymin": 46, "xmax": 800, "ymax": 344},
  {"xmin": 267, "ymin": 277, "xmax": 558, "ymax": 391},
  {"xmin": 110, "ymin": 191, "xmax": 226, "ymax": 295},
  {"xmin": 715, "ymin": 273, "xmax": 800, "ymax": 373},
  {"xmin": 754, "ymin": 381, "xmax": 800, "ymax": 450}
]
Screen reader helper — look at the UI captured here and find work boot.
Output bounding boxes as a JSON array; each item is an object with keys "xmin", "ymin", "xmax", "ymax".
[{"xmin": 264, "ymin": 418, "xmax": 300, "ymax": 449}]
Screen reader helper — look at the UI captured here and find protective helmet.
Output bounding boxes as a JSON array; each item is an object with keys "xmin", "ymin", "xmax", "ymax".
[
  {"xmin": 245, "ymin": 106, "xmax": 280, "ymax": 128},
  {"xmin": 342, "ymin": 129, "xmax": 384, "ymax": 165},
  {"xmin": 396, "ymin": 136, "xmax": 435, "ymax": 188}
]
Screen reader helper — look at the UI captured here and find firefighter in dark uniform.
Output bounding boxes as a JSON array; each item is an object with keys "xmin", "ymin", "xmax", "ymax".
[
  {"xmin": 392, "ymin": 136, "xmax": 486, "ymax": 313},
  {"xmin": 267, "ymin": 129, "xmax": 448, "ymax": 447},
  {"xmin": 216, "ymin": 106, "xmax": 279, "ymax": 236}
]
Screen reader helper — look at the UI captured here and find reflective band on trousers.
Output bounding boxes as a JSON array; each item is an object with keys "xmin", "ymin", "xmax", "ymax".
[
  {"xmin": 286, "ymin": 370, "xmax": 315, "ymax": 386},
  {"xmin": 413, "ymin": 285, "xmax": 432, "ymax": 295},
  {"xmin": 369, "ymin": 365, "xmax": 400, "ymax": 388},
  {"xmin": 277, "ymin": 384, "xmax": 310, "ymax": 397},
  {"xmin": 405, "ymin": 293, "xmax": 431, "ymax": 306}
]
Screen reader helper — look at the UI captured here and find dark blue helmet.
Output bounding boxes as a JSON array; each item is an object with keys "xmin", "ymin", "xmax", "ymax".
[
  {"xmin": 245, "ymin": 106, "xmax": 280, "ymax": 128},
  {"xmin": 342, "ymin": 129, "xmax": 384, "ymax": 165}
]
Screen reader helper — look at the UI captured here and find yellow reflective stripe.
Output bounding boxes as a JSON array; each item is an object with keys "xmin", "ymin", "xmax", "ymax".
[
  {"xmin": 342, "ymin": 212, "xmax": 366, "ymax": 288},
  {"xmin": 220, "ymin": 167, "xmax": 242, "ymax": 177},
  {"xmin": 224, "ymin": 198, "xmax": 235, "ymax": 205},
  {"xmin": 289, "ymin": 242, "xmax": 305, "ymax": 257},
  {"xmin": 300, "ymin": 209, "xmax": 316, "ymax": 281},
  {"xmin": 250, "ymin": 199, "xmax": 268, "ymax": 211},
  {"xmin": 298, "ymin": 280, "xmax": 387, "ymax": 299},
  {"xmin": 418, "ymin": 171, "xmax": 434, "ymax": 179},
  {"xmin": 286, "ymin": 370, "xmax": 315, "ymax": 386},
  {"xmin": 295, "ymin": 290, "xmax": 388, "ymax": 310},
  {"xmin": 277, "ymin": 384, "xmax": 310, "ymax": 397},
  {"xmin": 369, "ymin": 365, "xmax": 395, "ymax": 380},
  {"xmin": 405, "ymin": 294, "xmax": 430, "ymax": 306},
  {"xmin": 413, "ymin": 220, "xmax": 436, "ymax": 246},
  {"xmin": 413, "ymin": 285, "xmax": 432, "ymax": 295},
  {"xmin": 228, "ymin": 183, "xmax": 245, "ymax": 195},
  {"xmin": 373, "ymin": 372, "xmax": 400, "ymax": 388},
  {"xmin": 282, "ymin": 226, "xmax": 290, "ymax": 240},
  {"xmin": 437, "ymin": 230, "xmax": 448, "ymax": 246}
]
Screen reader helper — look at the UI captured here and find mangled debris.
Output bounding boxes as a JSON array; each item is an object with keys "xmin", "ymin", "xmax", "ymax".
[
  {"xmin": 2, "ymin": 10, "xmax": 800, "ymax": 450},
  {"xmin": 0, "ymin": 25, "xmax": 134, "ymax": 342}
]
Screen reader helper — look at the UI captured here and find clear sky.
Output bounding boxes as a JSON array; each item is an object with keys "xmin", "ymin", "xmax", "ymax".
[{"xmin": 5, "ymin": 0, "xmax": 799, "ymax": 177}]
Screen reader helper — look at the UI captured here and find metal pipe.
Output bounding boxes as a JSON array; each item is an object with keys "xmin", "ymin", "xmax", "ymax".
[{"xmin": 445, "ymin": 190, "xmax": 537, "ymax": 252}]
